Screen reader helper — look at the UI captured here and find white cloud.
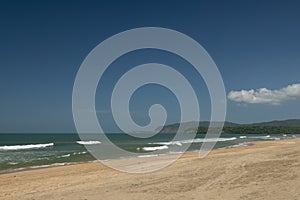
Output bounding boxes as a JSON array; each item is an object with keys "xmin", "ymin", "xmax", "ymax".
[{"xmin": 228, "ymin": 83, "xmax": 300, "ymax": 105}]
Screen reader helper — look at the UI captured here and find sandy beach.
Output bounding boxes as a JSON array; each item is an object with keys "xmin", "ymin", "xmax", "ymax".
[{"xmin": 1, "ymin": 138, "xmax": 299, "ymax": 200}]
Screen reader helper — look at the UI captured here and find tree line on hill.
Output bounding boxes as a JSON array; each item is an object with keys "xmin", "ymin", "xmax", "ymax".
[{"xmin": 158, "ymin": 119, "xmax": 300, "ymax": 134}]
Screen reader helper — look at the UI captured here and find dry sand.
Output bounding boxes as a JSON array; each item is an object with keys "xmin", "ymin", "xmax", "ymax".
[{"xmin": 1, "ymin": 138, "xmax": 300, "ymax": 200}]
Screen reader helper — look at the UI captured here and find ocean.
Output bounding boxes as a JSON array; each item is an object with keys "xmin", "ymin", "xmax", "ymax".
[{"xmin": 0, "ymin": 133, "xmax": 299, "ymax": 173}]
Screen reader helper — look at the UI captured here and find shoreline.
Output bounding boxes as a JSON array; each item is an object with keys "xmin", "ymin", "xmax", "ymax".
[{"xmin": 0, "ymin": 137, "xmax": 295, "ymax": 175}]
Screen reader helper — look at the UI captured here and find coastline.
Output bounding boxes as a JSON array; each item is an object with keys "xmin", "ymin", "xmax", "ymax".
[
  {"xmin": 1, "ymin": 138, "xmax": 299, "ymax": 199},
  {"xmin": 1, "ymin": 133, "xmax": 296, "ymax": 174}
]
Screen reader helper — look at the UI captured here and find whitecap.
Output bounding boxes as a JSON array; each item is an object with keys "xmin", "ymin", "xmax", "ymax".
[
  {"xmin": 8, "ymin": 162, "xmax": 19, "ymax": 165},
  {"xmin": 0, "ymin": 143, "xmax": 54, "ymax": 151},
  {"xmin": 57, "ymin": 154, "xmax": 71, "ymax": 158},
  {"xmin": 142, "ymin": 145, "xmax": 169, "ymax": 151},
  {"xmin": 76, "ymin": 141, "xmax": 101, "ymax": 145},
  {"xmin": 73, "ymin": 151, "xmax": 87, "ymax": 155}
]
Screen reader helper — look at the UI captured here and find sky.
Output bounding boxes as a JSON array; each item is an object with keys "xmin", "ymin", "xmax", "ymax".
[{"xmin": 0, "ymin": 0, "xmax": 300, "ymax": 133}]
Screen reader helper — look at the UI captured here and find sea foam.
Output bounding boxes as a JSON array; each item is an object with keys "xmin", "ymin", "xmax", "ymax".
[
  {"xmin": 142, "ymin": 145, "xmax": 169, "ymax": 151},
  {"xmin": 76, "ymin": 141, "xmax": 101, "ymax": 145},
  {"xmin": 149, "ymin": 137, "xmax": 237, "ymax": 146},
  {"xmin": 248, "ymin": 135, "xmax": 280, "ymax": 140},
  {"xmin": 0, "ymin": 143, "xmax": 54, "ymax": 151},
  {"xmin": 56, "ymin": 154, "xmax": 71, "ymax": 158}
]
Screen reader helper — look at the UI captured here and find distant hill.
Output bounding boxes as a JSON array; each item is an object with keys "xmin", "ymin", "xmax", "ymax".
[
  {"xmin": 157, "ymin": 121, "xmax": 238, "ymax": 133},
  {"xmin": 158, "ymin": 119, "xmax": 300, "ymax": 134},
  {"xmin": 251, "ymin": 119, "xmax": 300, "ymax": 127}
]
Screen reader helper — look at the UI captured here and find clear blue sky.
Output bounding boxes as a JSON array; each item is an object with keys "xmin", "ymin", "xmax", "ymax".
[{"xmin": 1, "ymin": 0, "xmax": 300, "ymax": 133}]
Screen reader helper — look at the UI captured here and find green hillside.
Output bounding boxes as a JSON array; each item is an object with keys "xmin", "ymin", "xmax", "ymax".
[{"xmin": 158, "ymin": 119, "xmax": 300, "ymax": 134}]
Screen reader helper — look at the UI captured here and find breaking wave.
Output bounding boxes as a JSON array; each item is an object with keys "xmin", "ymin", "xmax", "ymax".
[
  {"xmin": 0, "ymin": 143, "xmax": 54, "ymax": 151},
  {"xmin": 76, "ymin": 141, "xmax": 101, "ymax": 145}
]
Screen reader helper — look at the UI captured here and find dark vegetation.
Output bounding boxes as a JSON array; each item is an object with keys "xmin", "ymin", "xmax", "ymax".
[{"xmin": 158, "ymin": 119, "xmax": 300, "ymax": 134}]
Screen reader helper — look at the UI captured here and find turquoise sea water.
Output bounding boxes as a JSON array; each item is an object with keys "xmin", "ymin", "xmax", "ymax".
[{"xmin": 0, "ymin": 133, "xmax": 299, "ymax": 172}]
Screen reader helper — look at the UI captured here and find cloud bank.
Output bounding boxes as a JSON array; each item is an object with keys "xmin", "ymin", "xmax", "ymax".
[{"xmin": 228, "ymin": 83, "xmax": 300, "ymax": 105}]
